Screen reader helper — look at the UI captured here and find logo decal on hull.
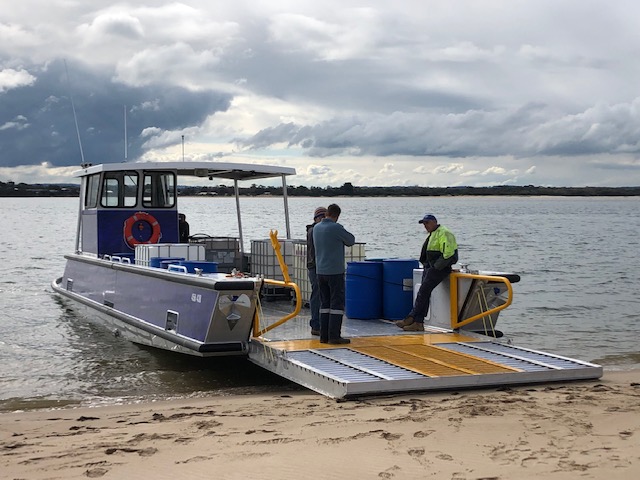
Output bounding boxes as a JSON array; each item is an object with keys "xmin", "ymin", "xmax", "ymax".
[{"xmin": 218, "ymin": 294, "xmax": 251, "ymax": 331}]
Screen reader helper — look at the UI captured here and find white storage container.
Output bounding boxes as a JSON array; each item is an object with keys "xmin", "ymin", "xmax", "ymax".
[{"xmin": 250, "ymin": 239, "xmax": 299, "ymax": 281}]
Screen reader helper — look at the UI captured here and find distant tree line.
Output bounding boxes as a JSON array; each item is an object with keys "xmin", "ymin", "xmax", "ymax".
[
  {"xmin": 2, "ymin": 180, "xmax": 640, "ymax": 197},
  {"xmin": 0, "ymin": 181, "xmax": 78, "ymax": 197}
]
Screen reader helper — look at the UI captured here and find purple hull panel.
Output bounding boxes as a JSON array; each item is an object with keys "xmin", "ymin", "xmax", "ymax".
[{"xmin": 61, "ymin": 256, "xmax": 259, "ymax": 349}]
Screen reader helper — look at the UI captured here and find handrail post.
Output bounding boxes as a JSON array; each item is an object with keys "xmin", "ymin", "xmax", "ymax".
[
  {"xmin": 251, "ymin": 230, "xmax": 302, "ymax": 337},
  {"xmin": 449, "ymin": 272, "xmax": 459, "ymax": 329}
]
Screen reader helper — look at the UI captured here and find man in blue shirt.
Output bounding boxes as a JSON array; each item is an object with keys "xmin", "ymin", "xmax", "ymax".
[{"xmin": 313, "ymin": 203, "xmax": 355, "ymax": 344}]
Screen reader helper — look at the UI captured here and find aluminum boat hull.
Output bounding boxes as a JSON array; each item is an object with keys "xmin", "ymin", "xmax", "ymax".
[{"xmin": 52, "ymin": 254, "xmax": 262, "ymax": 357}]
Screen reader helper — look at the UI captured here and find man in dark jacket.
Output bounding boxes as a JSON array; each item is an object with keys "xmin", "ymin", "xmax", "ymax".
[
  {"xmin": 396, "ymin": 213, "xmax": 458, "ymax": 331},
  {"xmin": 306, "ymin": 206, "xmax": 327, "ymax": 336},
  {"xmin": 313, "ymin": 204, "xmax": 355, "ymax": 344},
  {"xmin": 178, "ymin": 213, "xmax": 190, "ymax": 243}
]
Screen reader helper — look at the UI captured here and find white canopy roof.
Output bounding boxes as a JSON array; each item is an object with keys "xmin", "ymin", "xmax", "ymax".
[{"xmin": 74, "ymin": 161, "xmax": 296, "ymax": 181}]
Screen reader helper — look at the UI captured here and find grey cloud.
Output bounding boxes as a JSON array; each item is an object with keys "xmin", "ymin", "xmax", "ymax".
[
  {"xmin": 0, "ymin": 59, "xmax": 231, "ymax": 168},
  {"xmin": 590, "ymin": 157, "xmax": 640, "ymax": 170},
  {"xmin": 238, "ymin": 99, "xmax": 640, "ymax": 160}
]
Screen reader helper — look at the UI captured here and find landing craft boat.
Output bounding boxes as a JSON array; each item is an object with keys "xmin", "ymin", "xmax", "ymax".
[
  {"xmin": 52, "ymin": 161, "xmax": 295, "ymax": 356},
  {"xmin": 52, "ymin": 160, "xmax": 603, "ymax": 399}
]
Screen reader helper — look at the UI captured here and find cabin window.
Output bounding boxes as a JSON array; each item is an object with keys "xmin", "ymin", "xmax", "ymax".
[
  {"xmin": 143, "ymin": 171, "xmax": 176, "ymax": 208},
  {"xmin": 101, "ymin": 172, "xmax": 139, "ymax": 208},
  {"xmin": 165, "ymin": 310, "xmax": 179, "ymax": 331},
  {"xmin": 85, "ymin": 174, "xmax": 100, "ymax": 208}
]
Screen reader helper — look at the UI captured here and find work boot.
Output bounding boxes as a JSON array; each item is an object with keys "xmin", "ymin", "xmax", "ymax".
[
  {"xmin": 403, "ymin": 322, "xmax": 424, "ymax": 332},
  {"xmin": 395, "ymin": 316, "xmax": 414, "ymax": 328},
  {"xmin": 311, "ymin": 329, "xmax": 320, "ymax": 336},
  {"xmin": 328, "ymin": 337, "xmax": 351, "ymax": 344}
]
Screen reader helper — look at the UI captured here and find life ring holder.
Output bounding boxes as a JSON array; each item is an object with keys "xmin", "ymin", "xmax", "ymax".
[{"xmin": 123, "ymin": 212, "xmax": 162, "ymax": 248}]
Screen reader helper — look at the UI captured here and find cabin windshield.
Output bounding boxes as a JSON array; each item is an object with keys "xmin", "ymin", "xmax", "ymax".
[
  {"xmin": 101, "ymin": 172, "xmax": 138, "ymax": 207},
  {"xmin": 143, "ymin": 171, "xmax": 175, "ymax": 208}
]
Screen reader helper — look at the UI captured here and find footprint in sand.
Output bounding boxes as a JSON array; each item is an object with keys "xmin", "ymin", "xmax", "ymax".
[
  {"xmin": 77, "ymin": 416, "xmax": 100, "ymax": 422},
  {"xmin": 104, "ymin": 447, "xmax": 158, "ymax": 456},
  {"xmin": 378, "ymin": 465, "xmax": 401, "ymax": 478},
  {"xmin": 85, "ymin": 467, "xmax": 108, "ymax": 477},
  {"xmin": 407, "ymin": 448, "xmax": 425, "ymax": 458},
  {"xmin": 436, "ymin": 453, "xmax": 454, "ymax": 461}
]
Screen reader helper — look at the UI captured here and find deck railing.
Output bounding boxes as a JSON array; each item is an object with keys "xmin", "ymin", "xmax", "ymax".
[
  {"xmin": 252, "ymin": 246, "xmax": 514, "ymax": 336},
  {"xmin": 252, "ymin": 230, "xmax": 302, "ymax": 336},
  {"xmin": 449, "ymin": 271, "xmax": 513, "ymax": 331}
]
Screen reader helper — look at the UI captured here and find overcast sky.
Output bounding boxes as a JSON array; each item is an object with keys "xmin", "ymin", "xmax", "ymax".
[{"xmin": 2, "ymin": 1, "xmax": 640, "ymax": 187}]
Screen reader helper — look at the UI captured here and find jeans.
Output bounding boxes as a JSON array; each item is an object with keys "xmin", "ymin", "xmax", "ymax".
[
  {"xmin": 409, "ymin": 267, "xmax": 451, "ymax": 323},
  {"xmin": 307, "ymin": 267, "xmax": 320, "ymax": 330},
  {"xmin": 318, "ymin": 273, "xmax": 346, "ymax": 341}
]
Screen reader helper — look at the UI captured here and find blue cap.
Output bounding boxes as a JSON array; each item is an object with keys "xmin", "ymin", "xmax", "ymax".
[{"xmin": 418, "ymin": 214, "xmax": 437, "ymax": 224}]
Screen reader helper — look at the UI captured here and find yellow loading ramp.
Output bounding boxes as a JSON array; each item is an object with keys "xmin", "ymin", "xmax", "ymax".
[
  {"xmin": 248, "ymin": 331, "xmax": 603, "ymax": 399},
  {"xmin": 250, "ymin": 233, "xmax": 602, "ymax": 399}
]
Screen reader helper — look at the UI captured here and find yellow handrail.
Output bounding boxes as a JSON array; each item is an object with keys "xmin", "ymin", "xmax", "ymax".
[
  {"xmin": 449, "ymin": 272, "xmax": 513, "ymax": 330},
  {"xmin": 252, "ymin": 230, "xmax": 302, "ymax": 336}
]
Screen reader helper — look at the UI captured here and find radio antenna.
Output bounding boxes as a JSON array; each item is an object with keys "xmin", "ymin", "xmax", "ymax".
[
  {"xmin": 124, "ymin": 105, "xmax": 128, "ymax": 161},
  {"xmin": 63, "ymin": 60, "xmax": 87, "ymax": 167}
]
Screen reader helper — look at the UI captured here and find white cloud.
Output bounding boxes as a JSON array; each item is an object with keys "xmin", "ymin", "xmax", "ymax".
[
  {"xmin": 431, "ymin": 163, "xmax": 465, "ymax": 175},
  {"xmin": 0, "ymin": 68, "xmax": 35, "ymax": 92},
  {"xmin": 306, "ymin": 164, "xmax": 332, "ymax": 176},
  {"xmin": 81, "ymin": 11, "xmax": 144, "ymax": 40},
  {"xmin": 0, "ymin": 115, "xmax": 29, "ymax": 131},
  {"xmin": 268, "ymin": 9, "xmax": 381, "ymax": 61},
  {"xmin": 0, "ymin": 163, "xmax": 78, "ymax": 184}
]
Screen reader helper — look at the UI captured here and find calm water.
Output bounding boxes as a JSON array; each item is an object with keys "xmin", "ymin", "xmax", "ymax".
[{"xmin": 1, "ymin": 195, "xmax": 639, "ymax": 410}]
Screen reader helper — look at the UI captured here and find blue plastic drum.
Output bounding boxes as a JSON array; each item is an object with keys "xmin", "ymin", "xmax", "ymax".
[
  {"xmin": 179, "ymin": 260, "xmax": 218, "ymax": 273},
  {"xmin": 345, "ymin": 261, "xmax": 383, "ymax": 319},
  {"xmin": 149, "ymin": 257, "xmax": 184, "ymax": 268},
  {"xmin": 382, "ymin": 259, "xmax": 419, "ymax": 320}
]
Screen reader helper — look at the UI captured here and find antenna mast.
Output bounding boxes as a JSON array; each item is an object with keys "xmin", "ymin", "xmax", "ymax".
[
  {"xmin": 182, "ymin": 135, "xmax": 185, "ymax": 161},
  {"xmin": 124, "ymin": 105, "xmax": 128, "ymax": 161},
  {"xmin": 64, "ymin": 60, "xmax": 86, "ymax": 167}
]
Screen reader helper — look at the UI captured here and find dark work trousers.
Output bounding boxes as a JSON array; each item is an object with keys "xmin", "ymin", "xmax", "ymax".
[
  {"xmin": 317, "ymin": 273, "xmax": 346, "ymax": 341},
  {"xmin": 409, "ymin": 266, "xmax": 451, "ymax": 323},
  {"xmin": 307, "ymin": 267, "xmax": 320, "ymax": 330}
]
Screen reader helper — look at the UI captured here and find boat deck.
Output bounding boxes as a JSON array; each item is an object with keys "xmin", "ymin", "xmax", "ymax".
[{"xmin": 249, "ymin": 304, "xmax": 603, "ymax": 399}]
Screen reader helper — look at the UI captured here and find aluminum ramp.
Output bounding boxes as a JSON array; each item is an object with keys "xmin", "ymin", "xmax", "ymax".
[{"xmin": 248, "ymin": 333, "xmax": 603, "ymax": 399}]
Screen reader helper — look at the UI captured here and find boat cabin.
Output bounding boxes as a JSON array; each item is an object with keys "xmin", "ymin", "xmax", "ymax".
[{"xmin": 73, "ymin": 162, "xmax": 296, "ymax": 258}]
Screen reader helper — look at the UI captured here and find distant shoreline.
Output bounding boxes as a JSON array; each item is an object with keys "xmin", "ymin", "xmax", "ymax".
[{"xmin": 2, "ymin": 181, "xmax": 640, "ymax": 197}]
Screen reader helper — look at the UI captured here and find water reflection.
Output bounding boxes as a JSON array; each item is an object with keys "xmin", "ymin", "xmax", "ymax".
[{"xmin": 36, "ymin": 297, "xmax": 299, "ymax": 406}]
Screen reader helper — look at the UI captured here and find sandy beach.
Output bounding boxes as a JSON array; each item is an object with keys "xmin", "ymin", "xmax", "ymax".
[{"xmin": 2, "ymin": 370, "xmax": 639, "ymax": 480}]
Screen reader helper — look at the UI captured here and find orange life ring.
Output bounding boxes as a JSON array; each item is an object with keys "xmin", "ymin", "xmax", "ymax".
[{"xmin": 123, "ymin": 212, "xmax": 162, "ymax": 248}]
